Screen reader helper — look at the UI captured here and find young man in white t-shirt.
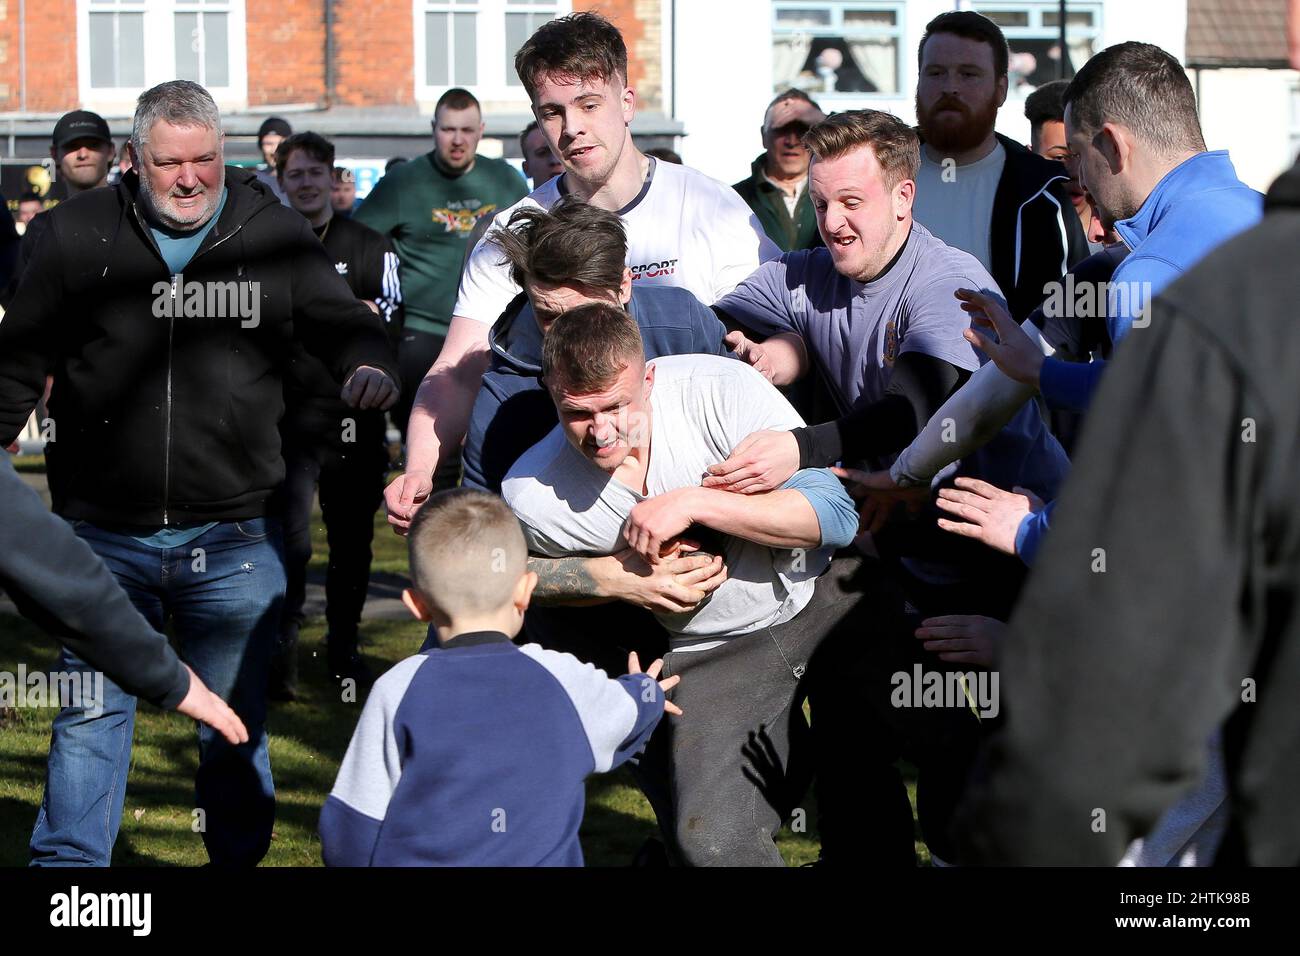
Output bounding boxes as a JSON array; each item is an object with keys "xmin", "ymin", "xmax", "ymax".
[{"xmin": 384, "ymin": 12, "xmax": 779, "ymax": 565}]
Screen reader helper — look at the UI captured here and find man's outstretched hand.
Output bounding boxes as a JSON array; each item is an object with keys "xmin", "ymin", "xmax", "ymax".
[
  {"xmin": 175, "ymin": 665, "xmax": 248, "ymax": 745},
  {"xmin": 384, "ymin": 470, "xmax": 432, "ymax": 536},
  {"xmin": 956, "ymin": 288, "xmax": 1044, "ymax": 388},
  {"xmin": 830, "ymin": 466, "xmax": 930, "ymax": 535},
  {"xmin": 934, "ymin": 476, "xmax": 1043, "ymax": 556}
]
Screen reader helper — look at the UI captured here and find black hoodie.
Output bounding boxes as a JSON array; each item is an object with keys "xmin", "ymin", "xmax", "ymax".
[
  {"xmin": 0, "ymin": 166, "xmax": 399, "ymax": 526},
  {"xmin": 954, "ymin": 158, "xmax": 1300, "ymax": 866}
]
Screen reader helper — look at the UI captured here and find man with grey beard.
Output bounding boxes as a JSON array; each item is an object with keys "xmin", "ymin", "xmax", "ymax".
[{"xmin": 0, "ymin": 79, "xmax": 399, "ymax": 867}]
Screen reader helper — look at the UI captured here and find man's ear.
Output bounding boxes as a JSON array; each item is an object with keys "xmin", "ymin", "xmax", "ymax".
[
  {"xmin": 1098, "ymin": 123, "xmax": 1127, "ymax": 175},
  {"xmin": 619, "ymin": 267, "xmax": 633, "ymax": 304},
  {"xmin": 895, "ymin": 178, "xmax": 915, "ymax": 220},
  {"xmin": 401, "ymin": 587, "xmax": 433, "ymax": 622},
  {"xmin": 995, "ymin": 73, "xmax": 1009, "ymax": 109},
  {"xmin": 622, "ymin": 84, "xmax": 637, "ymax": 124},
  {"xmin": 126, "ymin": 140, "xmax": 139, "ymax": 171},
  {"xmin": 644, "ymin": 361, "xmax": 656, "ymax": 396}
]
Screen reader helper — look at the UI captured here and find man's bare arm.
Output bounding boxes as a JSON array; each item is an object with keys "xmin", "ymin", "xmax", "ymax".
[{"xmin": 384, "ymin": 315, "xmax": 491, "ymax": 533}]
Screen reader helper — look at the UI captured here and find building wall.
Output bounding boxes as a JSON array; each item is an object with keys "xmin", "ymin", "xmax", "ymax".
[
  {"xmin": 673, "ymin": 0, "xmax": 1190, "ymax": 186},
  {"xmin": 334, "ymin": 0, "xmax": 414, "ymax": 107},
  {"xmin": 1195, "ymin": 67, "xmax": 1300, "ymax": 193},
  {"xmin": 577, "ymin": 0, "xmax": 663, "ymax": 114},
  {"xmin": 0, "ymin": 0, "xmax": 79, "ymax": 112},
  {"xmin": 246, "ymin": 1, "xmax": 326, "ymax": 107}
]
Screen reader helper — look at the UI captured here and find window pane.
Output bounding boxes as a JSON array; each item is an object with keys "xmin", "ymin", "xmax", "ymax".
[
  {"xmin": 844, "ymin": 10, "xmax": 896, "ymax": 28},
  {"xmin": 506, "ymin": 11, "xmax": 553, "ymax": 86},
  {"xmin": 119, "ymin": 12, "xmax": 145, "ymax": 87},
  {"xmin": 774, "ymin": 34, "xmax": 898, "ymax": 95},
  {"xmin": 89, "ymin": 13, "xmax": 117, "ymax": 87},
  {"xmin": 454, "ymin": 11, "xmax": 477, "ymax": 85},
  {"xmin": 775, "ymin": 8, "xmax": 832, "ymax": 28},
  {"xmin": 1044, "ymin": 11, "xmax": 1096, "ymax": 27},
  {"xmin": 426, "ymin": 12, "xmax": 449, "ymax": 86},
  {"xmin": 175, "ymin": 12, "xmax": 200, "ymax": 82},
  {"xmin": 980, "ymin": 10, "xmax": 1030, "ymax": 27},
  {"xmin": 204, "ymin": 12, "xmax": 229, "ymax": 87}
]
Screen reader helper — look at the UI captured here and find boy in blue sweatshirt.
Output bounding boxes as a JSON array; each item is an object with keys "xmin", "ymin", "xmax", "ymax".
[{"xmin": 319, "ymin": 488, "xmax": 678, "ymax": 866}]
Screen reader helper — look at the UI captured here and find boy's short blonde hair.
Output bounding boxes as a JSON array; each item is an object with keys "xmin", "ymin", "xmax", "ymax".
[{"xmin": 408, "ymin": 489, "xmax": 529, "ymax": 618}]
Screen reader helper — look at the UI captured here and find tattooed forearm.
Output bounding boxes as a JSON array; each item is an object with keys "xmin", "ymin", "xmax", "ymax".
[{"xmin": 528, "ymin": 555, "xmax": 608, "ymax": 605}]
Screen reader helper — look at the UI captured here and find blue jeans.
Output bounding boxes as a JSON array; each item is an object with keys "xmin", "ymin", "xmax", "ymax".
[{"xmin": 29, "ymin": 518, "xmax": 285, "ymax": 866}]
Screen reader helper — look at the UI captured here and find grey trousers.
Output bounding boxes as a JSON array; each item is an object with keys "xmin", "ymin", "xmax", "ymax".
[{"xmin": 641, "ymin": 556, "xmax": 867, "ymax": 866}]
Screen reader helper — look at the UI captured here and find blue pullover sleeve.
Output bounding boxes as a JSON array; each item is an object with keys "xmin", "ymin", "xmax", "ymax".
[
  {"xmin": 780, "ymin": 467, "xmax": 859, "ymax": 549},
  {"xmin": 1013, "ymin": 500, "xmax": 1056, "ymax": 567}
]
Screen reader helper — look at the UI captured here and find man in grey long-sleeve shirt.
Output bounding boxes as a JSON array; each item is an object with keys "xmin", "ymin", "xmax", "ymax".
[{"xmin": 1, "ymin": 453, "xmax": 246, "ymax": 744}]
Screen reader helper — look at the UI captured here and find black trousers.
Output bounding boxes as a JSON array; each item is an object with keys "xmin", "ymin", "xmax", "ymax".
[
  {"xmin": 811, "ymin": 508, "xmax": 1026, "ymax": 866},
  {"xmin": 278, "ymin": 410, "xmax": 388, "ymax": 642}
]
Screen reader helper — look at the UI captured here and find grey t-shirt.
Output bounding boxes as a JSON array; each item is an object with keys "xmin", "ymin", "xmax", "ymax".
[
  {"xmin": 715, "ymin": 223, "xmax": 1070, "ymax": 500},
  {"xmin": 502, "ymin": 355, "xmax": 830, "ymax": 645}
]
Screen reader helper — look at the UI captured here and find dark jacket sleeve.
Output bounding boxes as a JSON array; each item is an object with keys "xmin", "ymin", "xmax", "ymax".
[
  {"xmin": 791, "ymin": 351, "xmax": 969, "ymax": 468},
  {"xmin": 954, "ymin": 297, "xmax": 1260, "ymax": 865},
  {"xmin": 288, "ymin": 219, "xmax": 401, "ymax": 391},
  {"xmin": 0, "ymin": 210, "xmax": 47, "ymax": 310},
  {"xmin": 0, "ymin": 216, "xmax": 62, "ymax": 446},
  {"xmin": 0, "ymin": 456, "xmax": 191, "ymax": 708}
]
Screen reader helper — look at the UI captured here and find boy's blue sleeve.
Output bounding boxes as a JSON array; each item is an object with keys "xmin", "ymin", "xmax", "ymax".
[
  {"xmin": 611, "ymin": 673, "xmax": 670, "ymax": 768},
  {"xmin": 780, "ymin": 467, "xmax": 859, "ymax": 549},
  {"xmin": 517, "ymin": 645, "xmax": 664, "ymax": 773},
  {"xmin": 1013, "ymin": 500, "xmax": 1055, "ymax": 568}
]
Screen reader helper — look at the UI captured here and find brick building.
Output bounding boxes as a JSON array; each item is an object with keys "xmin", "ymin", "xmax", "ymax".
[{"xmin": 0, "ymin": 0, "xmax": 678, "ymax": 167}]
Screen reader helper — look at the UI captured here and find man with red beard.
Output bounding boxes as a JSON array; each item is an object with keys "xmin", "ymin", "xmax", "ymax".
[{"xmin": 912, "ymin": 11, "xmax": 1088, "ymax": 321}]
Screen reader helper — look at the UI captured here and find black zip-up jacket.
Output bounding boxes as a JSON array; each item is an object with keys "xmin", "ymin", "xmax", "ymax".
[
  {"xmin": 954, "ymin": 158, "xmax": 1300, "ymax": 866},
  {"xmin": 0, "ymin": 166, "xmax": 400, "ymax": 525},
  {"xmin": 283, "ymin": 214, "xmax": 403, "ymax": 437},
  {"xmin": 1, "ymin": 454, "xmax": 189, "ymax": 708},
  {"xmin": 988, "ymin": 133, "xmax": 1090, "ymax": 319}
]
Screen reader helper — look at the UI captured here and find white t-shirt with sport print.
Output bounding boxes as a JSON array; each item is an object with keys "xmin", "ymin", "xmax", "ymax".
[{"xmin": 454, "ymin": 157, "xmax": 782, "ymax": 324}]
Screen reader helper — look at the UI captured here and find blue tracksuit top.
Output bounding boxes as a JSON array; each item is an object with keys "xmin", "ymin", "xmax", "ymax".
[
  {"xmin": 319, "ymin": 631, "xmax": 665, "ymax": 866},
  {"xmin": 1037, "ymin": 150, "xmax": 1261, "ymax": 413},
  {"xmin": 1019, "ymin": 151, "xmax": 1261, "ymax": 566}
]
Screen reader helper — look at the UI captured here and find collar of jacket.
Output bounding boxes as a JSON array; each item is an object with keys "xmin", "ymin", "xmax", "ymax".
[
  {"xmin": 1116, "ymin": 150, "xmax": 1246, "ymax": 249},
  {"xmin": 749, "ymin": 154, "xmax": 788, "ymax": 193},
  {"xmin": 489, "ymin": 286, "xmax": 647, "ymax": 377},
  {"xmin": 118, "ymin": 164, "xmax": 283, "ymax": 262}
]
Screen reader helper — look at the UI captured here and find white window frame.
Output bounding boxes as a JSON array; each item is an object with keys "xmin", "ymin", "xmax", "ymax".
[
  {"xmin": 770, "ymin": 1, "xmax": 907, "ymax": 100},
  {"xmin": 414, "ymin": 0, "xmax": 571, "ymax": 109},
  {"xmin": 973, "ymin": 1, "xmax": 1104, "ymax": 76},
  {"xmin": 77, "ymin": 0, "xmax": 249, "ymax": 113}
]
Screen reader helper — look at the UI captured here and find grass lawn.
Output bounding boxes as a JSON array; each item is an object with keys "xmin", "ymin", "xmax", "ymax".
[{"xmin": 0, "ymin": 480, "xmax": 927, "ymax": 866}]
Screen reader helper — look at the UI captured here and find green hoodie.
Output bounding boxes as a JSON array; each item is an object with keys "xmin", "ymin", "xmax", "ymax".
[{"xmin": 356, "ymin": 152, "xmax": 528, "ymax": 336}]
